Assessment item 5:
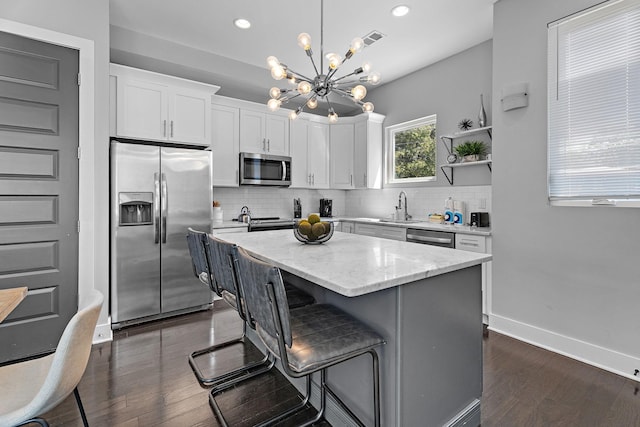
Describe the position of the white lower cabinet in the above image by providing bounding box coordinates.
[455,233,492,323]
[354,223,406,241]
[337,221,355,233]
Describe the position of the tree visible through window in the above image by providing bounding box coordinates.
[387,115,437,183]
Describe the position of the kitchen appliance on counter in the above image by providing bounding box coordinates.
[320,198,333,217]
[237,206,252,223]
[239,152,291,186]
[470,212,490,228]
[110,140,213,329]
[293,198,302,219]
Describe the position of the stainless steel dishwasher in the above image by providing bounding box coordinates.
[406,228,455,248]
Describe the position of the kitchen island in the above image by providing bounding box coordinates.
[216,229,491,427]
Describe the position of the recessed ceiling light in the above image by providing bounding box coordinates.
[234,18,251,29]
[391,5,410,17]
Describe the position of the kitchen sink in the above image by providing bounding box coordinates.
[378,218,423,224]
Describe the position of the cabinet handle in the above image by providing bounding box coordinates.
[312,173,315,185]
[170,120,174,138]
[267,139,270,152]
[350,174,353,185]
[163,120,167,137]
[459,239,479,247]
[262,138,266,151]
[308,174,311,185]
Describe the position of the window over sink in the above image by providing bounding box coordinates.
[385,114,437,185]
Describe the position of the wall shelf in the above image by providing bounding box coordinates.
[440,126,492,185]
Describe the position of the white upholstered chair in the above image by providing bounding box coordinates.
[0,289,104,427]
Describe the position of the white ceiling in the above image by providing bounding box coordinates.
[110,0,494,113]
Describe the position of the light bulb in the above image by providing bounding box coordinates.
[362,102,374,112]
[290,106,303,120]
[297,81,312,94]
[266,56,280,69]
[327,53,342,70]
[271,66,286,80]
[328,109,338,123]
[307,97,318,109]
[369,71,381,85]
[351,85,367,101]
[297,33,312,50]
[350,37,365,53]
[362,61,372,73]
[269,87,282,99]
[267,98,281,111]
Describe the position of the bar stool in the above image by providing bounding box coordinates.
[186,229,315,387]
[210,245,385,427]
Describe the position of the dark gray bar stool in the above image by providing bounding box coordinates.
[209,245,385,427]
[186,229,315,387]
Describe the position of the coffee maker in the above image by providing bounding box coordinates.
[319,199,332,217]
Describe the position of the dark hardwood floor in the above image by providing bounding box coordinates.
[40,304,640,426]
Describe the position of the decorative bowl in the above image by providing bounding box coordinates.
[293,220,334,244]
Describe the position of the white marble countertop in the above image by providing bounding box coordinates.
[216,229,492,297]
[211,220,248,230]
[335,217,492,236]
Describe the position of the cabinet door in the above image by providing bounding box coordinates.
[169,89,211,146]
[308,122,330,188]
[239,109,266,153]
[330,123,355,189]
[354,120,367,188]
[116,77,168,141]
[265,113,290,155]
[211,104,240,187]
[290,119,310,187]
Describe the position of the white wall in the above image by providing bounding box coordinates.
[367,40,493,187]
[0,0,111,341]
[492,0,640,379]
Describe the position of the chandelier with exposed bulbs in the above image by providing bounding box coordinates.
[265,0,381,122]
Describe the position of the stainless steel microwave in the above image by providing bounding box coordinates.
[239,152,291,186]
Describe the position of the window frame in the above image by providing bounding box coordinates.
[547,0,640,208]
[385,114,438,186]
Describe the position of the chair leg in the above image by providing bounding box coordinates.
[16,418,49,427]
[74,386,89,427]
[189,321,271,387]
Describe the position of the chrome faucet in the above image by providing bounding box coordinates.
[397,191,411,221]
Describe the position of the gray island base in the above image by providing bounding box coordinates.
[216,230,490,426]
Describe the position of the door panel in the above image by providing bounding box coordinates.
[160,147,212,313]
[0,31,79,363]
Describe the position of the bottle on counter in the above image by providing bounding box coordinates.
[453,200,465,225]
[444,197,454,223]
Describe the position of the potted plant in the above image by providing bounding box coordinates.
[454,140,486,162]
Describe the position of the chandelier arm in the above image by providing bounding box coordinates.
[332,72,358,83]
[332,87,354,99]
[285,67,315,83]
[308,52,321,77]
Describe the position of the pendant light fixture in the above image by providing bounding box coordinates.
[265,0,381,122]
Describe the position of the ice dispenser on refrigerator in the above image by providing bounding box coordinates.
[118,192,153,225]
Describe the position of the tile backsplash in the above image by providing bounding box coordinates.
[212,185,490,224]
[212,187,346,220]
[345,185,492,223]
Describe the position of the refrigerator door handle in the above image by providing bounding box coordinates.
[154,172,160,244]
[161,173,168,244]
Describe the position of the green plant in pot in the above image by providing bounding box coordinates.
[454,140,486,162]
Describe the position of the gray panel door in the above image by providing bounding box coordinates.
[160,147,212,313]
[0,31,79,363]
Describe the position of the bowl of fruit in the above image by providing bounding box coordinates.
[293,214,334,244]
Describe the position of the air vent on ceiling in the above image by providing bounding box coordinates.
[362,30,385,47]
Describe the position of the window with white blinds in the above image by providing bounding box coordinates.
[548,0,640,205]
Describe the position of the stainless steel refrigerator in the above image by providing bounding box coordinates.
[110,140,213,328]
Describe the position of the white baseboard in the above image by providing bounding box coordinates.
[93,321,113,344]
[489,314,640,383]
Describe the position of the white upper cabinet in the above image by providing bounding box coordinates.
[290,118,329,188]
[111,64,219,146]
[354,113,384,189]
[330,123,355,189]
[211,103,240,187]
[240,109,290,156]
